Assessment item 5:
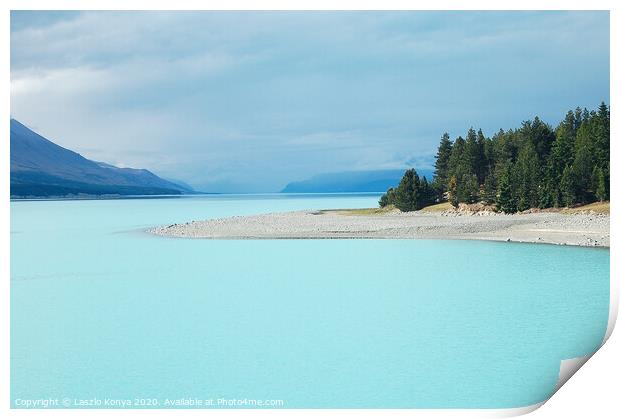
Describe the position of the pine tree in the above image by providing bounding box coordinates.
[394,169,422,212]
[545,114,577,207]
[592,102,610,200]
[537,181,553,209]
[572,145,593,202]
[483,137,496,180]
[461,173,479,204]
[447,136,466,181]
[521,117,555,164]
[560,165,577,207]
[464,127,483,182]
[448,175,458,206]
[419,176,435,206]
[476,129,488,182]
[593,166,606,202]
[514,141,540,210]
[433,133,453,194]
[482,169,497,204]
[379,187,395,207]
[496,163,516,213]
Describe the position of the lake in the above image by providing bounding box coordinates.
[10,194,610,408]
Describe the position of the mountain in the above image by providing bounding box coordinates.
[161,177,195,192]
[281,169,434,193]
[10,119,191,198]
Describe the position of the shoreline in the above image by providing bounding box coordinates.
[148,209,610,248]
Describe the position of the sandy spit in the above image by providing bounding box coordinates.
[148,209,609,247]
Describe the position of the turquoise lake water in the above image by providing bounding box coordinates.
[10,194,610,408]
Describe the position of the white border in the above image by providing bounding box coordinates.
[2,1,617,418]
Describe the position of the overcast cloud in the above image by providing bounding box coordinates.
[10,11,609,192]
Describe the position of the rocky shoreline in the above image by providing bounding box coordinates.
[148,207,609,247]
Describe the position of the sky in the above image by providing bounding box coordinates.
[10,11,610,192]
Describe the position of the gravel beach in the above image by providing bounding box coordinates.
[148,209,609,247]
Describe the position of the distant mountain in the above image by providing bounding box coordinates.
[281,169,434,193]
[10,119,191,198]
[162,177,195,192]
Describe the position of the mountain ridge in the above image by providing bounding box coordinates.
[281,169,434,193]
[10,119,192,198]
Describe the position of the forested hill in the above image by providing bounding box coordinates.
[380,103,610,213]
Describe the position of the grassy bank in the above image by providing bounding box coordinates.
[419,202,454,213]
[337,205,398,216]
[562,201,610,215]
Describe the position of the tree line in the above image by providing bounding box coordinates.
[380,102,610,213]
